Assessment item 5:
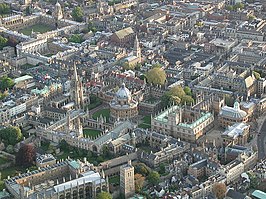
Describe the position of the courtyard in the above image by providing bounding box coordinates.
[92,109,110,122]
[138,115,151,129]
[83,128,102,139]
[19,24,54,36]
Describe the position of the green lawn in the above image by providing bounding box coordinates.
[83,129,102,139]
[92,109,110,122]
[19,24,54,36]
[109,176,120,185]
[138,115,151,129]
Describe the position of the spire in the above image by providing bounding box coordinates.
[73,62,78,82]
[134,35,139,49]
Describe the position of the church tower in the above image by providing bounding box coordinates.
[53,1,63,21]
[133,35,141,62]
[70,62,84,109]
[120,160,135,198]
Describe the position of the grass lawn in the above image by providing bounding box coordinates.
[92,109,110,122]
[19,24,54,36]
[83,129,102,139]
[109,176,120,185]
[138,115,151,129]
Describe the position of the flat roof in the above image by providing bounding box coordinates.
[252,190,266,199]
[14,75,33,84]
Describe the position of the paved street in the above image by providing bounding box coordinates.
[258,118,266,160]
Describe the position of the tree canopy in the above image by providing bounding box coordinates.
[0,126,23,146]
[68,34,84,43]
[0,3,10,15]
[96,191,112,199]
[253,71,261,80]
[212,183,227,199]
[0,76,14,92]
[0,35,8,50]
[16,144,36,167]
[134,163,151,176]
[135,173,145,192]
[71,7,84,22]
[147,171,160,186]
[146,67,166,85]
[161,85,194,107]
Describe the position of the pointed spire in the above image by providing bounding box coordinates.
[73,61,78,82]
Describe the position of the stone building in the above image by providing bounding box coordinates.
[5,159,108,199]
[110,27,135,46]
[222,123,250,146]
[70,62,85,109]
[218,101,248,128]
[120,160,135,198]
[109,83,138,122]
[151,105,214,143]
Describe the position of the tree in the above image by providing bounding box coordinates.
[96,191,112,199]
[135,173,145,192]
[184,86,192,96]
[234,2,244,10]
[181,95,194,105]
[72,7,84,22]
[16,144,36,167]
[159,163,166,175]
[0,126,23,146]
[147,171,160,186]
[134,163,150,176]
[212,183,227,199]
[225,5,233,11]
[0,3,10,15]
[248,15,255,21]
[0,35,8,50]
[253,71,261,80]
[146,67,166,85]
[68,34,84,43]
[169,95,181,105]
[0,76,14,92]
[25,6,31,16]
[161,85,194,107]
[123,62,135,70]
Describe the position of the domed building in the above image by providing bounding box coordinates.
[218,101,248,128]
[110,83,138,122]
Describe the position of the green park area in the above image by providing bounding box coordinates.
[92,109,110,122]
[109,175,120,185]
[138,115,151,129]
[19,24,54,36]
[83,128,102,139]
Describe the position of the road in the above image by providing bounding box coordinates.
[258,118,266,160]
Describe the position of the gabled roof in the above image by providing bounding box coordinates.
[113,27,134,40]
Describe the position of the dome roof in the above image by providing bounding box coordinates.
[220,103,247,119]
[116,83,131,99]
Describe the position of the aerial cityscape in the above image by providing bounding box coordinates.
[0,0,265,198]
